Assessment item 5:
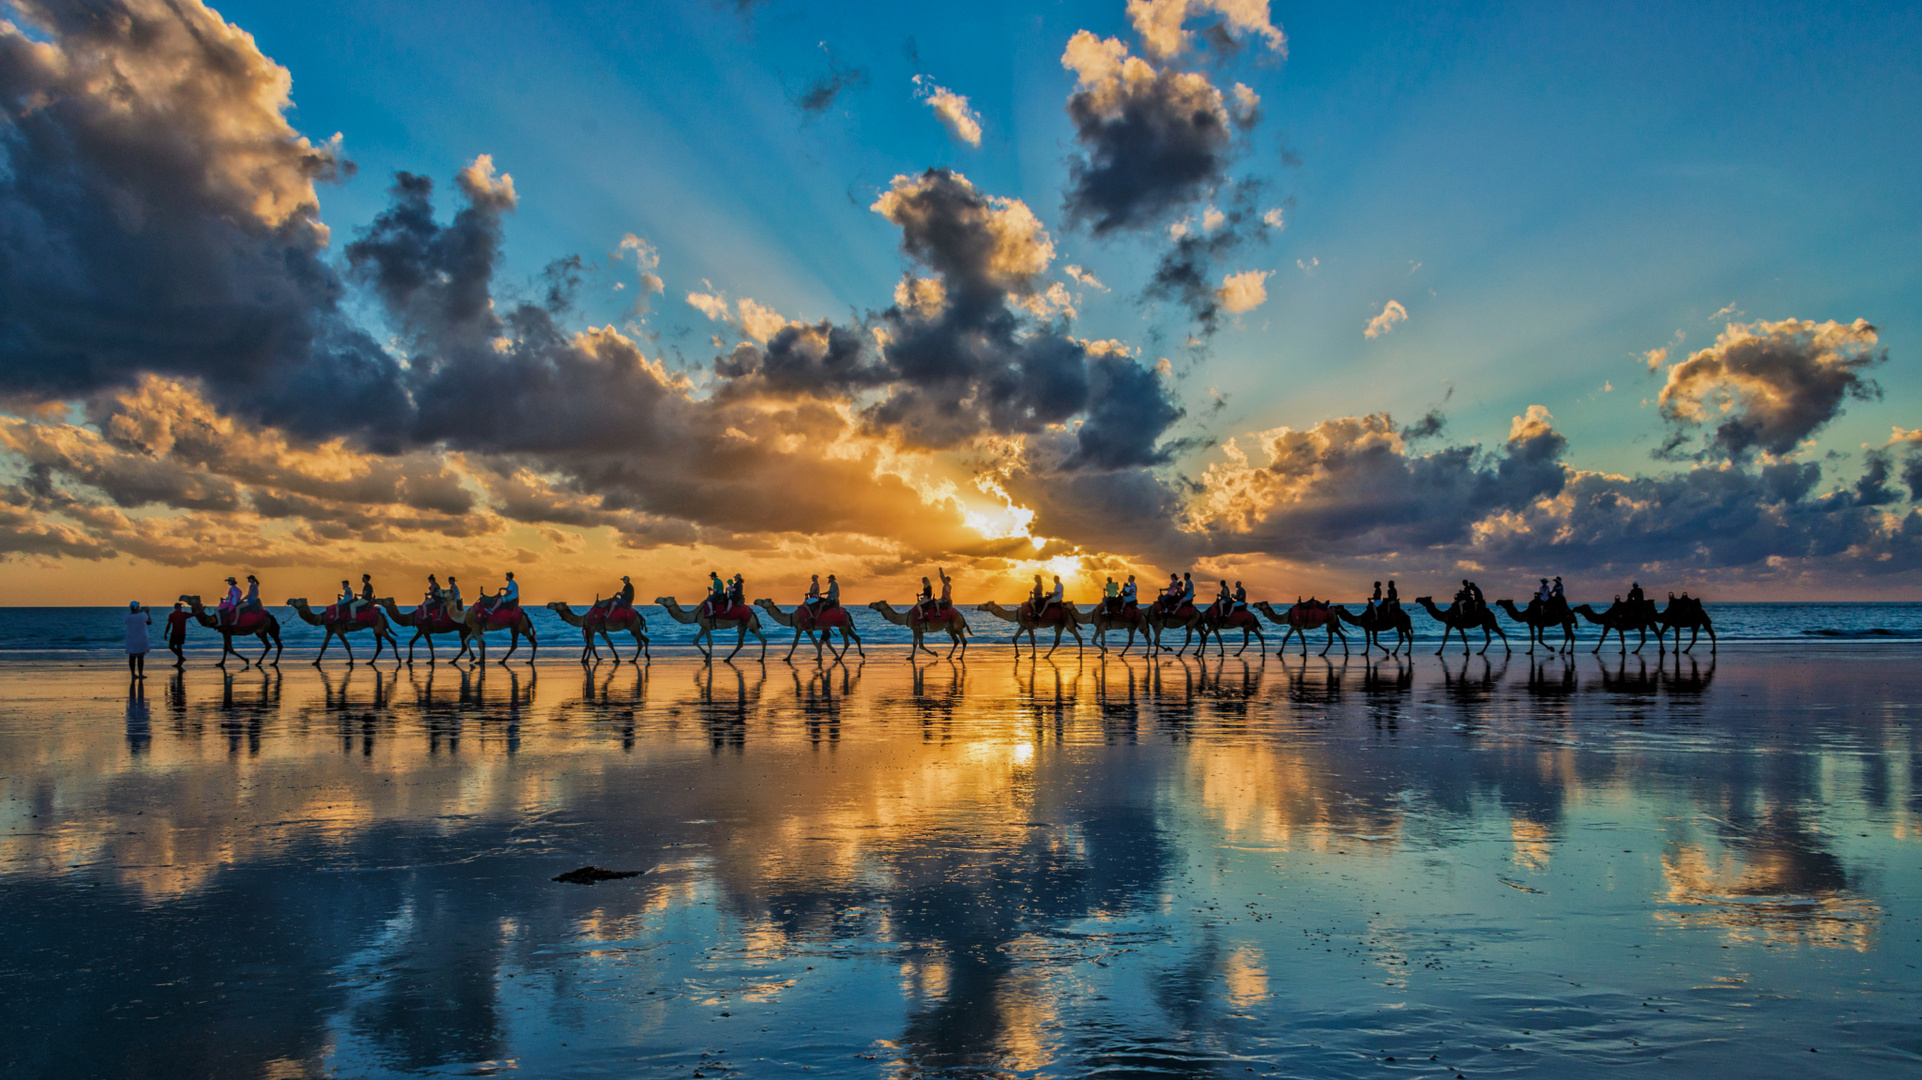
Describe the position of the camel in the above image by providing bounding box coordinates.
[1655,594,1717,653]
[867,600,969,658]
[1413,597,1511,655]
[655,596,767,662]
[1144,600,1206,655]
[178,595,282,667]
[377,597,473,663]
[975,600,1085,657]
[1329,603,1412,655]
[460,601,539,663]
[1495,598,1576,654]
[286,598,401,665]
[1085,600,1151,655]
[1252,600,1350,656]
[1196,602,1266,656]
[755,599,864,661]
[547,600,649,663]
[1572,599,1661,654]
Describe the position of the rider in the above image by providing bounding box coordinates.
[1179,573,1196,609]
[218,576,242,627]
[937,567,952,611]
[481,571,518,616]
[614,575,635,610]
[1367,581,1382,617]
[1120,574,1139,615]
[1627,581,1646,606]
[1103,576,1119,614]
[915,576,936,619]
[1213,579,1232,618]
[1468,579,1486,616]
[1232,580,1247,614]
[447,575,463,613]
[804,574,823,613]
[352,574,375,619]
[336,579,356,621]
[1029,574,1046,616]
[825,574,841,610]
[1536,578,1552,607]
[425,575,444,615]
[706,571,728,616]
[1551,576,1565,605]
[1044,575,1066,620]
[727,574,745,611]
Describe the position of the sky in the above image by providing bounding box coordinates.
[1,0,1919,606]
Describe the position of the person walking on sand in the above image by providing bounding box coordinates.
[125,601,152,679]
[166,601,191,667]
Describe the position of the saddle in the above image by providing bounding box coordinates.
[908,602,950,626]
[476,603,522,629]
[586,600,633,624]
[224,608,269,632]
[322,603,380,627]
[802,605,851,629]
[702,600,752,622]
[1291,603,1331,629]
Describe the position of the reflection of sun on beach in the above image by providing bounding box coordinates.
[1183,744,1404,852]
[1509,819,1555,872]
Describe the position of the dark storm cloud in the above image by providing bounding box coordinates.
[1059,31,1237,235]
[0,0,413,440]
[1656,318,1885,461]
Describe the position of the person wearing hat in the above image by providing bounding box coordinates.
[424,574,444,616]
[241,574,262,619]
[803,574,823,613]
[446,575,463,613]
[124,601,152,678]
[824,573,841,611]
[218,576,242,627]
[613,575,635,611]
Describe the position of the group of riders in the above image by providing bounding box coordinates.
[203,567,1689,634]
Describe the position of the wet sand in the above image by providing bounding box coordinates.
[1,648,1918,1078]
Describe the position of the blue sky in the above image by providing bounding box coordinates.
[222,0,1921,474]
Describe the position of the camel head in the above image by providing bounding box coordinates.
[654,596,676,606]
[287,598,309,608]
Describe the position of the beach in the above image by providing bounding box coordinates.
[0,647,1916,1078]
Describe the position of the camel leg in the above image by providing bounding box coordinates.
[1435,625,1450,656]
[850,629,865,659]
[785,628,803,661]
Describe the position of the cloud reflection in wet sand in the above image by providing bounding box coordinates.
[0,650,1917,1078]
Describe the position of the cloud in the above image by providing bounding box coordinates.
[1364,300,1408,338]
[0,0,410,440]
[1261,207,1285,230]
[1060,31,1238,235]
[617,234,665,313]
[1655,318,1885,460]
[1216,269,1269,314]
[792,48,867,113]
[912,76,983,147]
[1142,187,1267,334]
[1124,0,1287,61]
[1064,265,1108,291]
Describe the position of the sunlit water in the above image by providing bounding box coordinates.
[2,650,1918,1078]
[6,602,1922,661]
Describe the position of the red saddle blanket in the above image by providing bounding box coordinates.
[1208,607,1257,628]
[1154,601,1198,620]
[906,603,954,626]
[1017,602,1073,625]
[474,604,523,629]
[412,606,461,632]
[1099,601,1144,622]
[700,601,754,622]
[1290,603,1332,629]
[219,608,271,632]
[585,601,636,625]
[797,605,851,629]
[321,604,380,626]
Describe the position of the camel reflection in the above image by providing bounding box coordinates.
[1094,658,1141,742]
[695,662,765,750]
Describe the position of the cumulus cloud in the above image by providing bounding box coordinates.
[1364,300,1408,338]
[911,75,983,147]
[1125,0,1287,61]
[0,0,408,439]
[1216,269,1269,314]
[1060,31,1238,235]
[1655,318,1884,461]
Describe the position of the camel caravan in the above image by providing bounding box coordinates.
[161,565,1716,667]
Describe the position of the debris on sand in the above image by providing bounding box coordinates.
[552,865,641,885]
